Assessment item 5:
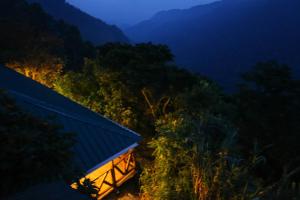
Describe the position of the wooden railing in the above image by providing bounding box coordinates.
[91,152,136,199]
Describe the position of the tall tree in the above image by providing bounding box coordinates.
[235,61,300,185]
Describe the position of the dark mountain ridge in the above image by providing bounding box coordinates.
[127,0,300,90]
[26,0,129,45]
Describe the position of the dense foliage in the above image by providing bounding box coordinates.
[141,114,263,200]
[54,45,299,200]
[139,62,300,200]
[0,1,299,199]
[235,61,300,198]
[54,43,199,134]
[0,91,75,197]
[139,79,263,200]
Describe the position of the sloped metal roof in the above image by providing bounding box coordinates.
[0,65,141,172]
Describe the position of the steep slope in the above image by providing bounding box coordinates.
[127,0,300,89]
[26,0,128,45]
[0,0,93,72]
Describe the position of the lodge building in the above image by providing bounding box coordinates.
[0,65,142,199]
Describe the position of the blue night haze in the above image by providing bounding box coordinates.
[36,0,300,90]
[126,0,300,90]
[66,0,217,26]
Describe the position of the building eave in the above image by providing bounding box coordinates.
[85,142,139,175]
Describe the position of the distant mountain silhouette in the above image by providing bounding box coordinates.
[26,0,128,45]
[127,0,300,90]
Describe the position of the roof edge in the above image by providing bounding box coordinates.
[99,114,141,138]
[85,143,139,175]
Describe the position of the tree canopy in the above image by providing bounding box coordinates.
[0,1,299,198]
[235,61,300,187]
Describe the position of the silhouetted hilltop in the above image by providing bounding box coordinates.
[27,0,129,45]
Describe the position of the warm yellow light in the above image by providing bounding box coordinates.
[71,150,136,199]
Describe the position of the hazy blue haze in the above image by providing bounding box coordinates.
[66,0,217,26]
[126,0,300,90]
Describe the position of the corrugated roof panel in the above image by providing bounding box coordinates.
[84,126,108,163]
[0,65,142,172]
[58,116,89,170]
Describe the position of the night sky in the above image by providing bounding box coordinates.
[66,0,218,26]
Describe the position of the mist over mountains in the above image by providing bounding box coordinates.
[126,0,300,89]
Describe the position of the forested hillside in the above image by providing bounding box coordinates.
[26,0,128,45]
[0,0,299,199]
[127,0,300,90]
[0,0,96,87]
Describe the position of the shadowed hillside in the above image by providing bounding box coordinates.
[27,0,129,45]
[127,0,300,90]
